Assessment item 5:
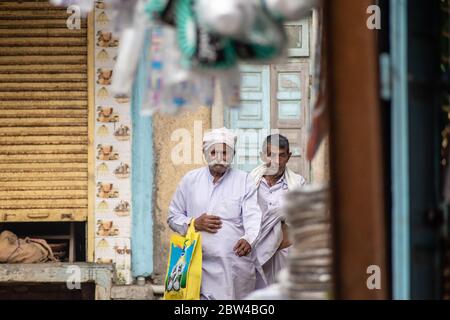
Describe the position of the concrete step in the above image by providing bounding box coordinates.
[111,284,155,300]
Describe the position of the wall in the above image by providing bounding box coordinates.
[93,1,132,285]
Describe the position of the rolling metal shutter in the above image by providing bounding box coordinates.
[0,1,89,222]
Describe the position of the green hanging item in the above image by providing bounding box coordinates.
[233,0,287,62]
[175,0,196,60]
[145,0,177,25]
[175,0,237,69]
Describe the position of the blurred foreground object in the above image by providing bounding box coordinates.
[307,5,328,161]
[265,0,319,21]
[110,0,148,95]
[246,184,332,300]
[50,0,320,115]
[281,185,332,299]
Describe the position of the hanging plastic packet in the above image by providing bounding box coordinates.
[192,72,216,108]
[178,73,216,111]
[140,25,165,116]
[175,0,237,70]
[161,77,197,115]
[194,0,254,39]
[159,26,204,115]
[107,0,140,34]
[218,68,241,109]
[110,0,149,96]
[140,24,200,116]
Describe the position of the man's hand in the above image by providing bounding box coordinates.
[233,239,251,257]
[278,222,292,250]
[194,213,222,233]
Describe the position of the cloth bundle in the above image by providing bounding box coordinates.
[0,231,57,264]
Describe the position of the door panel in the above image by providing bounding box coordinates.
[285,17,310,57]
[229,65,271,172]
[271,63,310,179]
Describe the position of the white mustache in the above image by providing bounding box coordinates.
[209,160,229,166]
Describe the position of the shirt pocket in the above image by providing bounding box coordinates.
[218,198,242,221]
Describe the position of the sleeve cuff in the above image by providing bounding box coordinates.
[240,234,256,247]
[180,216,195,235]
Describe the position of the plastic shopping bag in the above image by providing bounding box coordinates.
[163,221,202,300]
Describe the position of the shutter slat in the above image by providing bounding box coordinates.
[0,118,87,127]
[0,64,87,73]
[0,144,88,154]
[0,199,87,209]
[0,136,88,145]
[0,10,73,19]
[0,180,87,190]
[0,163,87,170]
[0,28,86,37]
[0,37,87,46]
[0,109,87,118]
[0,91,87,100]
[0,127,87,136]
[0,82,87,91]
[0,55,87,65]
[0,190,87,200]
[0,73,86,82]
[0,100,87,109]
[0,172,88,181]
[0,46,87,56]
[0,19,87,29]
[0,2,62,10]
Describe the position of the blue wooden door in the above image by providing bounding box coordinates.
[227,65,271,172]
[271,63,310,178]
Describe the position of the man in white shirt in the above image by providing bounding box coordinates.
[251,134,306,288]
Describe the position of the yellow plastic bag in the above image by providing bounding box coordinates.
[163,221,202,300]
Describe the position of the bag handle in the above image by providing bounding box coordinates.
[187,218,196,237]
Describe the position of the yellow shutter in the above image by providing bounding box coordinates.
[0,1,89,222]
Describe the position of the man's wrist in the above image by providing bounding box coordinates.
[240,235,253,247]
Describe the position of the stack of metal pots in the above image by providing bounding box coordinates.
[279,184,333,300]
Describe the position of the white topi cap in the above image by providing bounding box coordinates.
[202,127,237,152]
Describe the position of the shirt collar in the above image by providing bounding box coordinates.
[206,166,231,185]
[262,171,288,188]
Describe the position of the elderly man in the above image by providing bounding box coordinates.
[167,127,262,300]
[251,134,306,288]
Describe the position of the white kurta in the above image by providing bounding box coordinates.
[254,172,306,288]
[167,167,262,300]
